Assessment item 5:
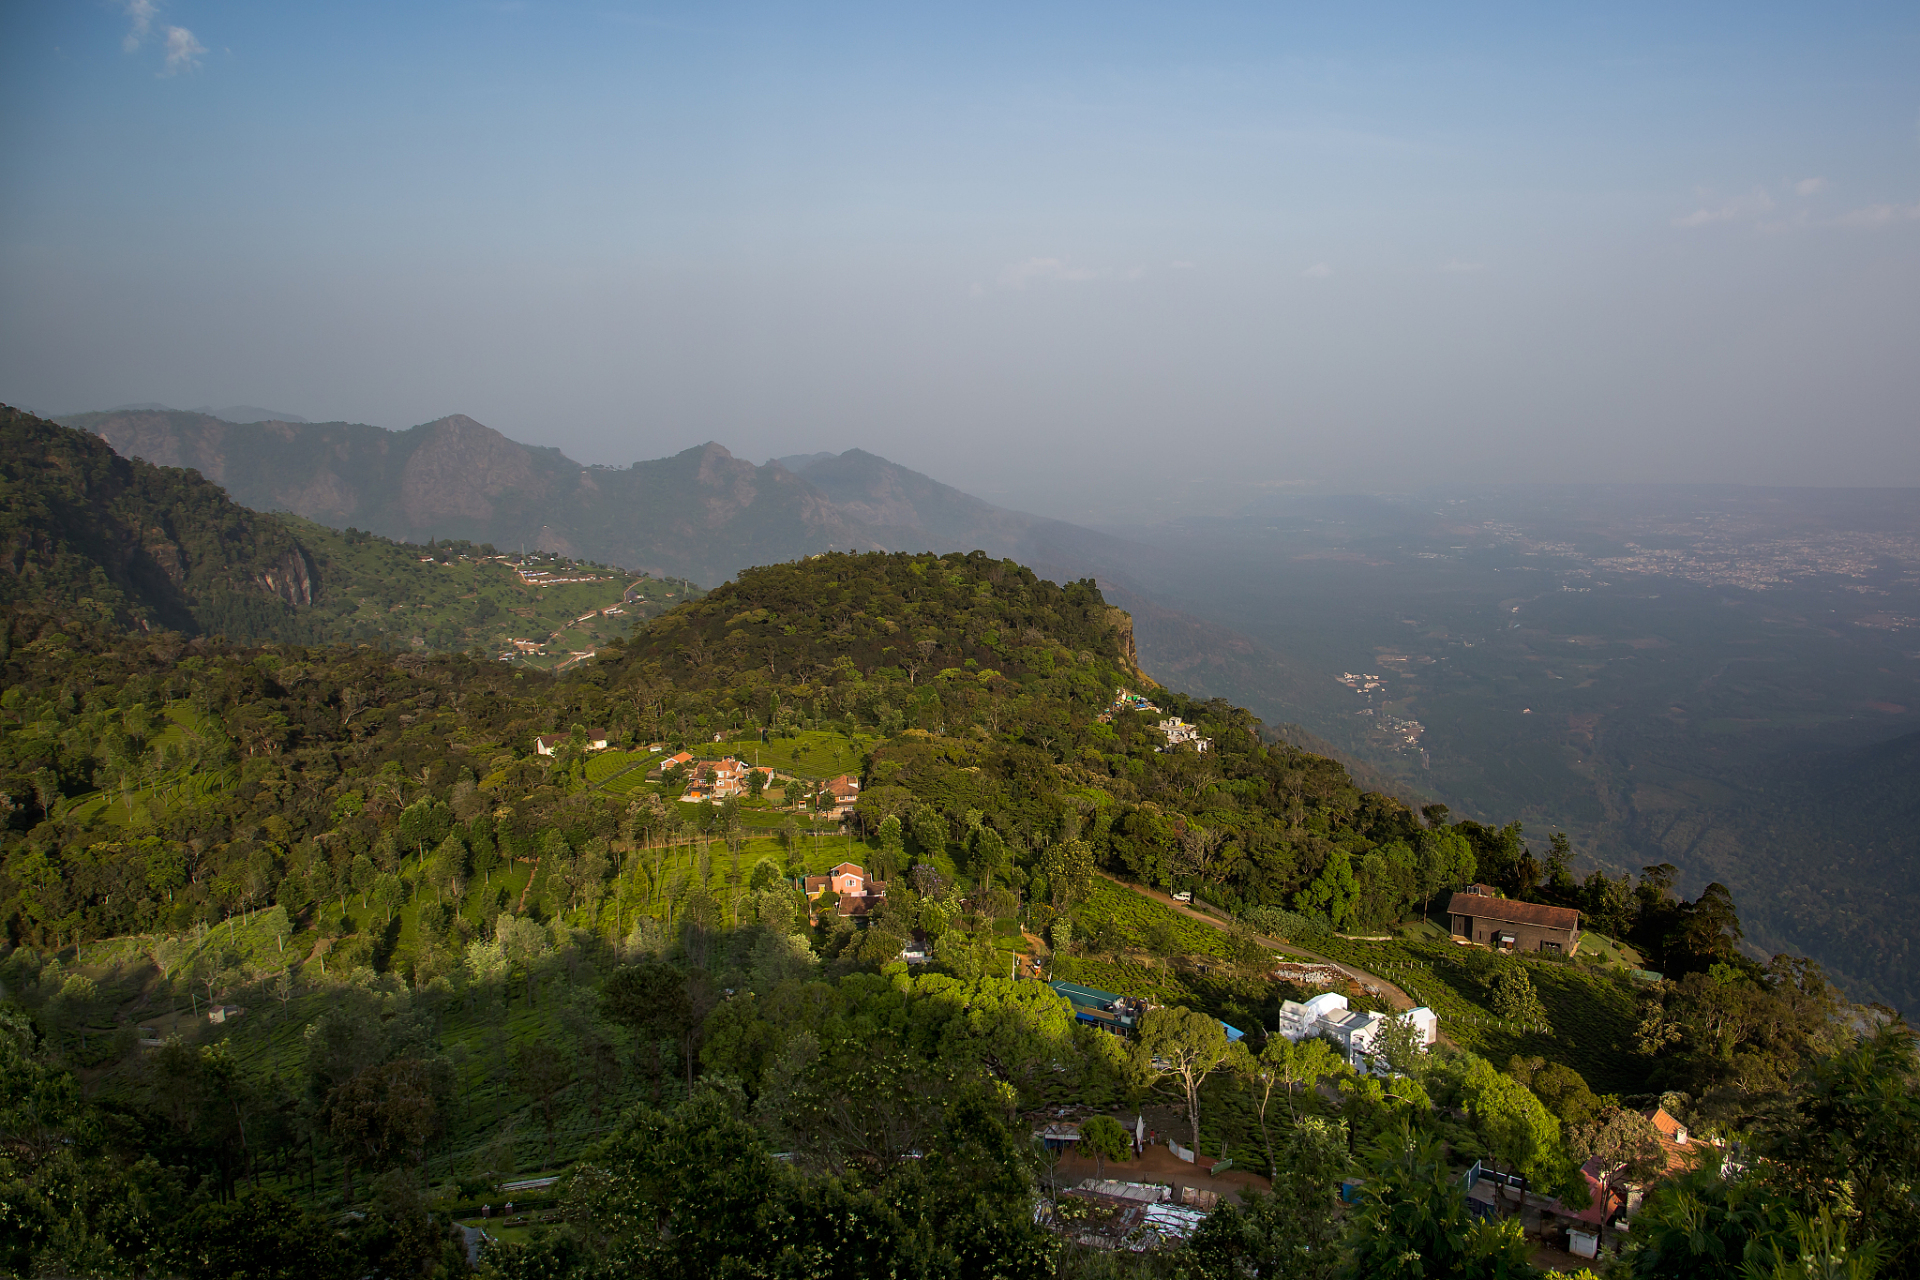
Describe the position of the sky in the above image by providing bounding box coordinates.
[2,0,1917,518]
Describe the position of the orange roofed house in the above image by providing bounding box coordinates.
[1640,1105,1701,1177]
[804,862,887,919]
[822,774,861,816]
[680,757,774,802]
[1447,884,1581,955]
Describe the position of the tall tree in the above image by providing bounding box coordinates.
[327,1059,441,1204]
[1456,1054,1572,1198]
[1078,1115,1130,1180]
[1613,1150,1792,1280]
[1414,827,1476,916]
[1237,1035,1347,1176]
[1179,1117,1350,1280]
[602,963,694,1101]
[1340,1125,1536,1280]
[1139,1006,1231,1156]
[1762,1023,1920,1273]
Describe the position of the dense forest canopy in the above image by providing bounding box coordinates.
[0,416,1913,1280]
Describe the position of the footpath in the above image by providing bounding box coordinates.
[1092,871,1419,1013]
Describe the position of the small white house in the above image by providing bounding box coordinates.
[1275,992,1437,1070]
[534,729,610,756]
[1157,718,1210,752]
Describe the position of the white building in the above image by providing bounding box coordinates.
[1157,717,1210,752]
[1275,991,1437,1070]
[534,729,610,756]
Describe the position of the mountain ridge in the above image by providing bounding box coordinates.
[65,409,922,585]
[64,404,1421,798]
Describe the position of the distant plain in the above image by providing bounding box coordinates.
[1102,486,1920,1009]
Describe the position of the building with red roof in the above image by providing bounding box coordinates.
[803,861,887,918]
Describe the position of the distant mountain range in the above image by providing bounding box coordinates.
[61,403,1370,785]
[66,408,1037,587]
[63,406,1161,597]
[92,402,312,424]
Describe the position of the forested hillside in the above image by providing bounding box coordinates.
[1647,727,1920,1011]
[0,407,693,663]
[0,404,319,642]
[3,545,1904,1278]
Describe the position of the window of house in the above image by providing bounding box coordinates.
[1541,941,1562,953]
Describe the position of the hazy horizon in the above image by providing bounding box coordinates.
[5,0,1918,515]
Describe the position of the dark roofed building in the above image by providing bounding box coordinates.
[534,728,609,756]
[1447,885,1581,955]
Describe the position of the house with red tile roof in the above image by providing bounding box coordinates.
[821,774,861,815]
[1640,1106,1703,1176]
[681,757,770,801]
[803,861,887,918]
[1552,1159,1629,1258]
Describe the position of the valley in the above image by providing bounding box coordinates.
[1101,489,1920,1010]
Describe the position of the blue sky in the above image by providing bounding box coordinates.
[2,1,1916,513]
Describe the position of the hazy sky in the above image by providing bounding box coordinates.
[3,1,1917,516]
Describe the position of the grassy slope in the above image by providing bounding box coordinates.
[59,705,234,830]
[289,519,696,660]
[1067,877,1653,1095]
[690,730,875,779]
[71,813,1045,1195]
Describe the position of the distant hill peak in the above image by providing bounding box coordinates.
[418,413,493,434]
[198,404,311,424]
[770,451,839,474]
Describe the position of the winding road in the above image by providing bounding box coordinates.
[1093,870,1420,1014]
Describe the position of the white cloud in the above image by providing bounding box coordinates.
[1302,262,1333,279]
[1438,259,1486,273]
[1673,189,1773,229]
[1835,201,1920,229]
[122,0,157,52]
[1795,177,1827,196]
[161,25,206,75]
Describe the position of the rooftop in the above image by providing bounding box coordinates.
[1445,890,1580,932]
